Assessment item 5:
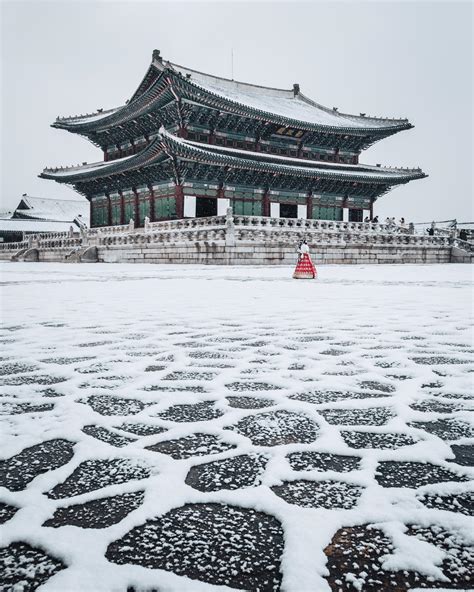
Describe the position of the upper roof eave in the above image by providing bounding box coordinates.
[51,52,413,138]
[165,60,413,134]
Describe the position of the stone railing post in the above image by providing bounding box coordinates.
[225,207,236,247]
[129,218,135,232]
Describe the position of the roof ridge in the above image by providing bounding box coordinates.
[19,196,87,203]
[168,61,293,95]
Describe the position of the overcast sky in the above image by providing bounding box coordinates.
[1,0,472,222]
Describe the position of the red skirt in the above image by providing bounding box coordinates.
[293,253,317,279]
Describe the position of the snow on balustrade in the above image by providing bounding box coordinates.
[0,215,456,257]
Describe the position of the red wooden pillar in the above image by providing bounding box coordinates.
[133,188,140,226]
[89,200,94,228]
[306,192,313,219]
[119,190,125,225]
[106,193,112,226]
[175,184,184,219]
[370,200,374,220]
[148,184,156,222]
[262,190,270,217]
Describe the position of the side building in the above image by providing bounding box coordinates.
[40,50,426,228]
[0,195,89,243]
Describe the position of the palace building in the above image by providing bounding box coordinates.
[41,50,426,228]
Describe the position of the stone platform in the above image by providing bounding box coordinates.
[0,212,472,264]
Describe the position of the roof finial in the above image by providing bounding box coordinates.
[152,49,162,62]
[293,83,300,96]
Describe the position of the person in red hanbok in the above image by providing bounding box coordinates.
[293,240,317,279]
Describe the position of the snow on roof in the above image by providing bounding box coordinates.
[169,61,407,131]
[55,106,121,126]
[42,128,424,184]
[181,135,422,178]
[14,196,89,223]
[0,219,77,233]
[161,129,424,181]
[42,155,134,179]
[56,55,410,133]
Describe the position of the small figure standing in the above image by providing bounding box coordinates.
[373,215,379,223]
[364,216,370,223]
[399,217,406,227]
[293,240,317,279]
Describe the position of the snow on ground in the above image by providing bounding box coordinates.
[0,262,472,592]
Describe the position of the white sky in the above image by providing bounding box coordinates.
[1,0,472,222]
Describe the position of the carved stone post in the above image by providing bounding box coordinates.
[225,207,236,247]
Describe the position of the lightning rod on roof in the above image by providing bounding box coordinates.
[231,48,234,81]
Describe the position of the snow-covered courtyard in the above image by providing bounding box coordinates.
[0,262,473,592]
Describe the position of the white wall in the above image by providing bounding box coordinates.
[270,202,280,218]
[183,195,196,217]
[297,204,307,219]
[217,198,230,215]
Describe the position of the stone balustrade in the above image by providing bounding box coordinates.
[146,215,227,232]
[0,213,464,264]
[453,238,474,253]
[87,224,133,236]
[36,236,83,250]
[0,240,28,251]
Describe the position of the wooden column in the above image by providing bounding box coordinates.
[175,184,184,219]
[306,192,313,219]
[106,193,112,226]
[262,189,270,217]
[119,190,125,226]
[132,188,139,226]
[148,184,156,222]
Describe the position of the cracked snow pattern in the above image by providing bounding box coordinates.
[0,263,472,591]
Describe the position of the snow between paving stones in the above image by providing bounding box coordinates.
[0,263,472,592]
